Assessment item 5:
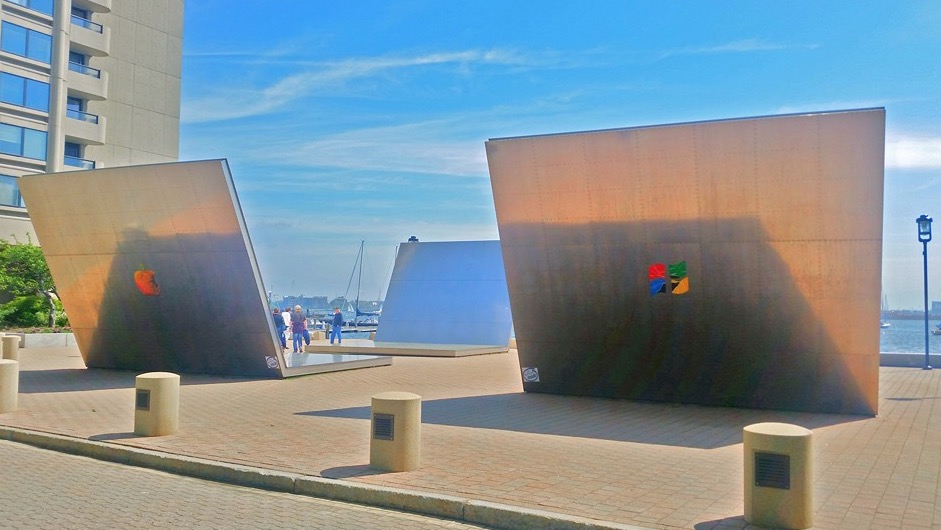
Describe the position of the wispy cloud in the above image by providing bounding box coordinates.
[182,49,529,123]
[885,134,941,169]
[656,39,818,60]
[246,119,489,177]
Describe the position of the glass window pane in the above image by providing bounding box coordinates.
[69,51,86,65]
[0,73,26,107]
[0,124,22,157]
[22,128,46,160]
[0,175,23,208]
[37,0,54,15]
[26,31,51,63]
[1,22,28,57]
[64,142,81,157]
[25,79,49,111]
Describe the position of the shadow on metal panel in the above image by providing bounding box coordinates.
[486,109,885,415]
[19,160,386,378]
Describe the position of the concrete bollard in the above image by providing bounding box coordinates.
[0,359,18,413]
[370,391,421,472]
[134,372,180,436]
[744,422,813,529]
[1,335,21,360]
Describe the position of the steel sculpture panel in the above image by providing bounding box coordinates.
[20,160,286,377]
[486,109,885,415]
[375,240,513,346]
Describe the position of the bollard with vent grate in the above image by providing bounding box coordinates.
[743,422,813,529]
[369,392,421,472]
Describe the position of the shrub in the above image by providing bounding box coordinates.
[0,295,67,328]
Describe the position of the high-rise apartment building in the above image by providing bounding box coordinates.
[0,0,183,240]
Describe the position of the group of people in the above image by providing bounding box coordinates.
[270,306,346,353]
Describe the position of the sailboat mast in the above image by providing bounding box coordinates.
[355,240,364,326]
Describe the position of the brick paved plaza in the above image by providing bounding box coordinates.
[1,346,939,529]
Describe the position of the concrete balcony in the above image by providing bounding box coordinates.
[71,0,111,13]
[66,63,108,101]
[70,15,111,57]
[63,111,106,146]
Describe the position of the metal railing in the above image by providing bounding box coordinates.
[4,0,53,16]
[71,14,103,34]
[66,108,99,124]
[68,61,101,79]
[64,155,95,169]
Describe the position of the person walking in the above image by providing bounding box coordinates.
[330,307,343,344]
[302,310,311,346]
[272,308,286,350]
[290,305,306,353]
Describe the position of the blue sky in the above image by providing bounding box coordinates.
[179,1,941,308]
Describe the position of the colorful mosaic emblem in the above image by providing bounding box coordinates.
[649,261,688,295]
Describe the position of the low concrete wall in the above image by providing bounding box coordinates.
[880,352,941,367]
[20,333,75,348]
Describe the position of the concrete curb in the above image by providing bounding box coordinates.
[0,425,650,530]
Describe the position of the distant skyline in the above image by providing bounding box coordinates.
[179,1,941,308]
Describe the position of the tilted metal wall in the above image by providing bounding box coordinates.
[20,160,285,377]
[375,240,512,346]
[485,109,884,415]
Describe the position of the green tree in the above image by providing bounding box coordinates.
[0,237,58,327]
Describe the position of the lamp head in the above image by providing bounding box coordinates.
[917,214,933,243]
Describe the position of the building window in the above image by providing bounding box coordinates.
[68,51,86,66]
[0,175,25,208]
[0,72,50,112]
[64,141,81,158]
[0,123,47,160]
[64,141,94,169]
[5,0,53,16]
[1,22,52,63]
[66,96,97,123]
[70,7,103,33]
[67,50,101,78]
[67,96,83,113]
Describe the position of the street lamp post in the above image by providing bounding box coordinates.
[917,214,933,370]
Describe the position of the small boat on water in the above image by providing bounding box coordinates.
[880,293,891,328]
[932,323,941,336]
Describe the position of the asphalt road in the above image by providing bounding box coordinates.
[0,440,490,529]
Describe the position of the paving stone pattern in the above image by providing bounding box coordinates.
[2,347,939,529]
[0,439,489,529]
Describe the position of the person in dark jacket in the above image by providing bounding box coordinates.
[272,308,286,350]
[290,305,306,353]
[330,307,343,344]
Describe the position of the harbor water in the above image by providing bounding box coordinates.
[317,320,932,352]
[881,319,941,353]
